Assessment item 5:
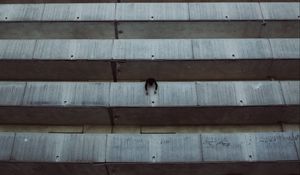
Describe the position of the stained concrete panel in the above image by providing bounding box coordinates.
[0,4,44,21]
[42,3,115,21]
[269,39,300,59]
[202,133,252,161]
[106,134,202,163]
[189,3,263,20]
[235,81,284,106]
[0,82,26,106]
[196,82,237,106]
[0,40,35,59]
[22,82,110,106]
[0,132,14,161]
[254,132,299,160]
[33,40,113,60]
[116,3,189,20]
[192,39,272,59]
[280,81,300,105]
[112,39,193,60]
[110,82,151,107]
[260,3,300,20]
[11,133,106,162]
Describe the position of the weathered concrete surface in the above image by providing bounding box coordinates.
[0,132,14,161]
[0,39,299,81]
[11,133,106,162]
[0,3,298,38]
[0,0,298,2]
[0,81,299,125]
[0,132,299,174]
[0,132,298,162]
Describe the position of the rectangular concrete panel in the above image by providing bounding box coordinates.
[253,132,299,160]
[260,3,300,20]
[280,81,300,105]
[106,134,202,162]
[11,133,107,162]
[22,82,110,106]
[110,82,197,107]
[42,3,115,21]
[113,39,193,60]
[189,3,263,20]
[116,3,189,20]
[0,4,44,21]
[292,132,300,159]
[192,39,272,59]
[110,82,152,107]
[33,40,113,60]
[154,134,202,162]
[0,132,14,161]
[0,40,35,59]
[201,133,252,161]
[234,81,284,106]
[196,82,238,106]
[0,82,26,105]
[106,134,152,162]
[269,39,300,59]
[155,82,197,106]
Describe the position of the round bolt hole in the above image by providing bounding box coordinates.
[118,30,123,34]
[76,17,80,19]
[56,155,59,158]
[152,101,155,104]
[151,16,154,19]
[63,100,67,104]
[152,156,156,159]
[232,54,235,57]
[298,16,300,18]
[225,16,228,19]
[151,55,155,58]
[70,55,74,58]
[240,100,243,103]
[4,17,8,20]
[249,155,252,158]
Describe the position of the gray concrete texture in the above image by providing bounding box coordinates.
[0,39,299,81]
[0,81,299,125]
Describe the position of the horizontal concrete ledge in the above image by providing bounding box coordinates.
[0,39,299,81]
[0,0,299,3]
[0,3,299,21]
[0,162,300,175]
[0,132,299,162]
[0,81,299,125]
[0,3,298,39]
